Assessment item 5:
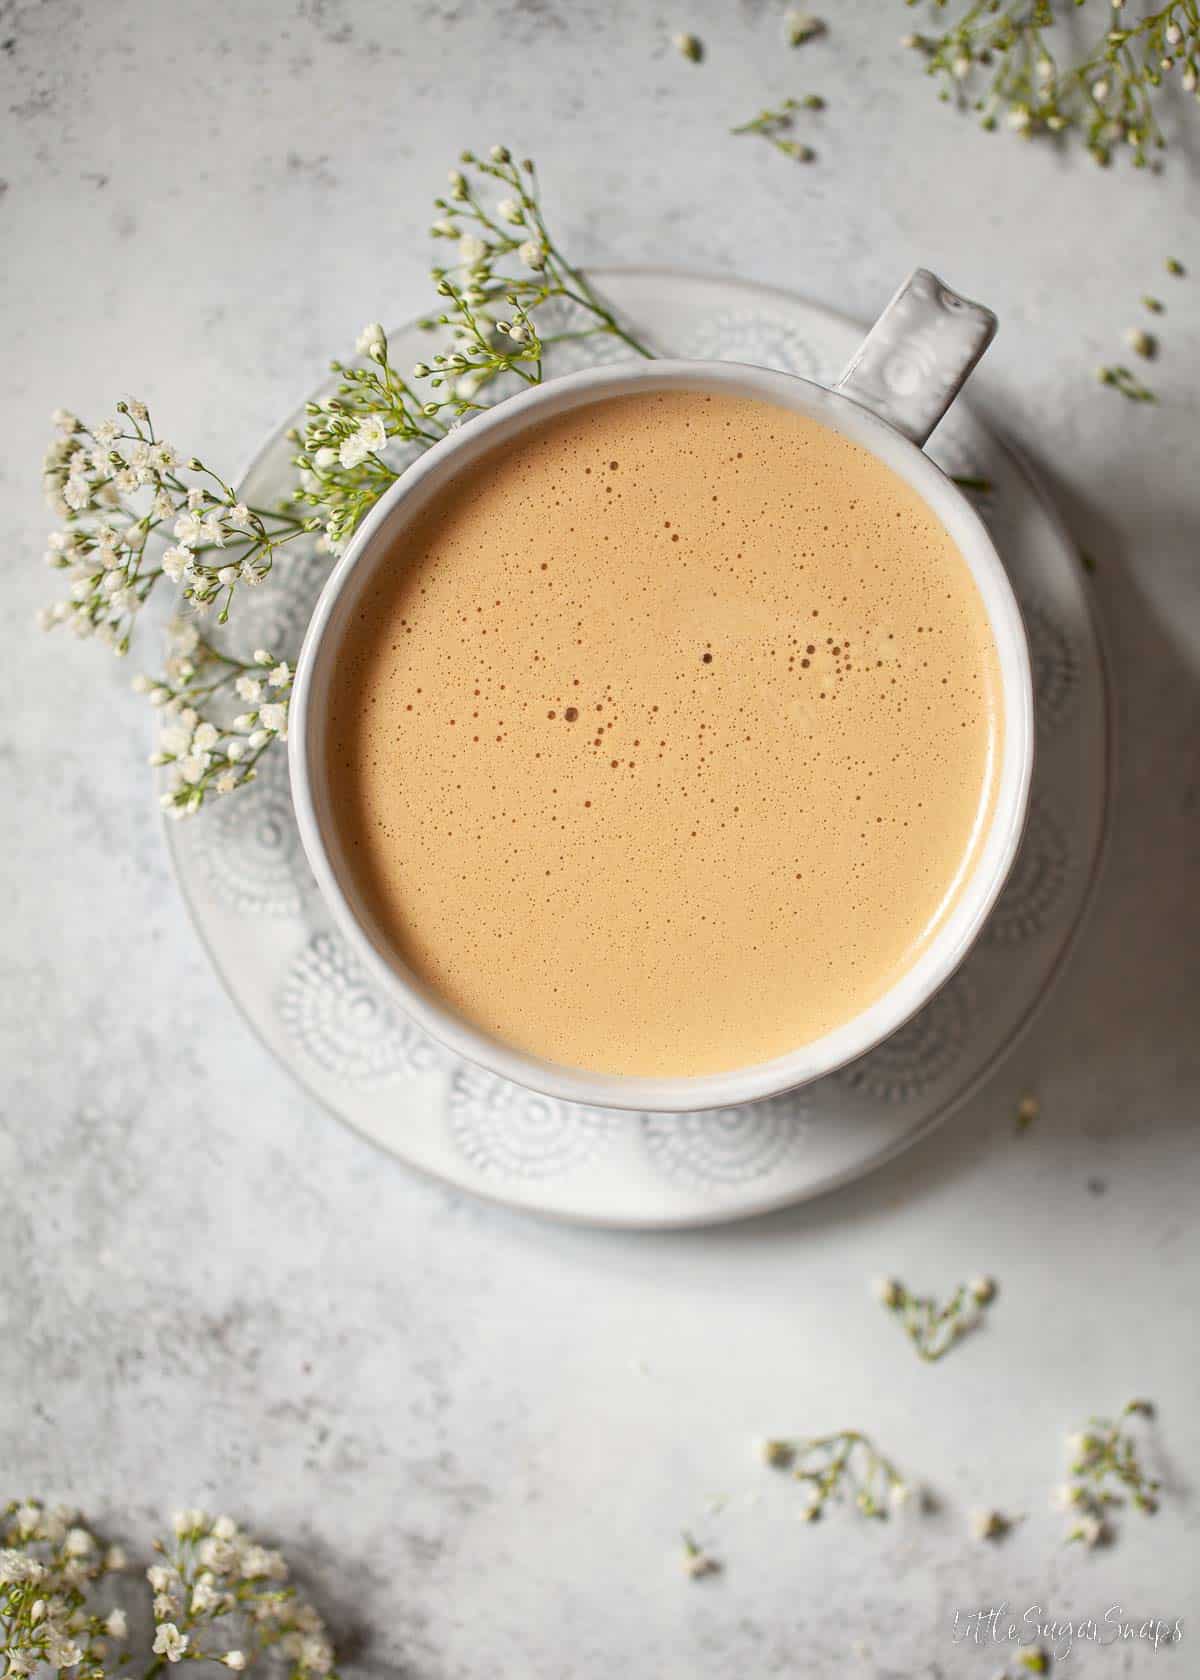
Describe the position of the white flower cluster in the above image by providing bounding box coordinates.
[37,404,299,654]
[1,1500,340,1680]
[139,641,293,819]
[0,1500,127,1678]
[146,1509,336,1678]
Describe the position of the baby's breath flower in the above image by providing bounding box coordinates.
[355,322,386,358]
[785,12,825,47]
[672,31,703,63]
[1124,325,1157,358]
[223,1653,246,1671]
[518,239,547,270]
[872,1276,904,1308]
[152,1623,189,1662]
[680,1532,719,1578]
[969,1508,1011,1541]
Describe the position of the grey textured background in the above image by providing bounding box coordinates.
[3,1,1199,1675]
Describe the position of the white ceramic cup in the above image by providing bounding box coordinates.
[290,270,1034,1114]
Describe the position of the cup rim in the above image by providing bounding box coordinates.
[289,358,1034,1113]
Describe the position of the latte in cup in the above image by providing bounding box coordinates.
[323,390,1002,1077]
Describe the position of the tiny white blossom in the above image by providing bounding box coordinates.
[458,234,487,266]
[226,739,246,762]
[872,1276,904,1308]
[152,1624,189,1663]
[222,1655,246,1672]
[968,1275,996,1305]
[178,753,210,785]
[248,729,270,750]
[52,408,80,433]
[518,239,546,270]
[356,321,386,358]
[63,476,91,511]
[338,414,387,469]
[93,420,120,445]
[217,565,240,586]
[146,1563,173,1592]
[199,517,227,548]
[259,701,288,735]
[125,399,149,422]
[969,1508,1007,1540]
[0,1552,45,1585]
[1067,1514,1105,1547]
[106,1609,128,1639]
[236,676,263,703]
[889,1481,912,1510]
[268,663,291,688]
[174,511,204,546]
[431,217,457,237]
[193,721,219,753]
[191,1580,219,1613]
[496,196,524,225]
[215,770,238,795]
[162,546,193,583]
[44,1634,83,1670]
[186,486,207,510]
[64,1527,93,1557]
[227,503,253,531]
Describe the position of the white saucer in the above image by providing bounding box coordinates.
[165,268,1111,1228]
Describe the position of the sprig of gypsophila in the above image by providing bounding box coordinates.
[872,1273,997,1361]
[1,1501,341,1680]
[286,146,653,559]
[731,96,825,160]
[1,1500,127,1680]
[142,1509,337,1680]
[39,404,315,651]
[140,636,295,820]
[1051,1399,1160,1547]
[902,0,1200,168]
[36,403,317,816]
[758,1431,911,1521]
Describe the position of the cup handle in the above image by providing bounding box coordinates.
[834,269,997,449]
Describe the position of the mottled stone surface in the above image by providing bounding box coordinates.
[2,2,1198,1675]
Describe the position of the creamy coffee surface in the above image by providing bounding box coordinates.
[325,391,1002,1077]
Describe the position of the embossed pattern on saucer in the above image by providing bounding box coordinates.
[165,270,1110,1228]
